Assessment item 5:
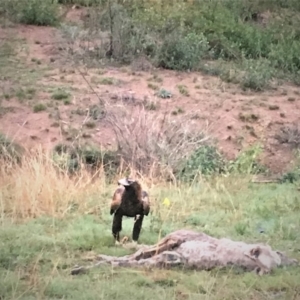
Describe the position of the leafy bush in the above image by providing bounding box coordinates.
[279,149,300,183]
[240,59,274,91]
[176,145,226,182]
[227,144,267,175]
[280,171,300,183]
[269,38,300,73]
[59,0,300,89]
[0,0,59,26]
[126,0,300,83]
[157,32,209,71]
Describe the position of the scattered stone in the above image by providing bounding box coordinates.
[268,105,279,110]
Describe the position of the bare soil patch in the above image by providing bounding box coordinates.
[1,11,300,173]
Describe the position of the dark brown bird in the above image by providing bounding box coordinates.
[110,178,150,245]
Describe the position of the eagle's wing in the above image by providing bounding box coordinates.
[141,190,150,216]
[110,185,125,215]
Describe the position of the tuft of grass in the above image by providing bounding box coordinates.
[51,89,70,101]
[268,104,280,110]
[85,121,96,129]
[98,77,117,85]
[148,74,163,83]
[147,83,159,90]
[33,103,47,113]
[238,112,259,123]
[63,98,71,105]
[143,99,159,111]
[177,84,190,97]
[171,107,185,115]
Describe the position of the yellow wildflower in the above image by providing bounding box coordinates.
[163,197,171,207]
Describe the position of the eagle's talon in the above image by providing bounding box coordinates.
[121,236,129,244]
[122,240,139,250]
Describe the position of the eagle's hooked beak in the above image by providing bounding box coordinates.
[117,177,135,186]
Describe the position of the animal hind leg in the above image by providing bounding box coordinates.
[132,215,144,242]
[112,213,123,244]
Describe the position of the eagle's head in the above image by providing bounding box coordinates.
[117,177,135,187]
[117,178,143,199]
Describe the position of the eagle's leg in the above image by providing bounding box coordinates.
[112,212,123,245]
[132,214,144,242]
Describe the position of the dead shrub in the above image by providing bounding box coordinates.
[274,123,300,149]
[105,103,211,179]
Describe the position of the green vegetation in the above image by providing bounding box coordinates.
[75,0,300,90]
[51,88,70,101]
[0,0,59,26]
[177,85,190,97]
[0,159,300,299]
[33,103,47,112]
[2,0,300,90]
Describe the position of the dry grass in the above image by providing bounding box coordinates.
[0,148,107,220]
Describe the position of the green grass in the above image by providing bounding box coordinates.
[33,103,47,112]
[0,38,44,106]
[177,85,190,97]
[51,89,70,101]
[1,179,300,299]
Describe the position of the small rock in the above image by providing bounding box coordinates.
[268,104,280,110]
[280,112,286,118]
[110,94,119,100]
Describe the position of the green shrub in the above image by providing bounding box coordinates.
[227,144,267,175]
[33,103,47,113]
[269,38,300,73]
[19,0,59,26]
[51,89,70,101]
[135,0,300,79]
[157,31,209,71]
[240,59,274,91]
[176,145,226,182]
